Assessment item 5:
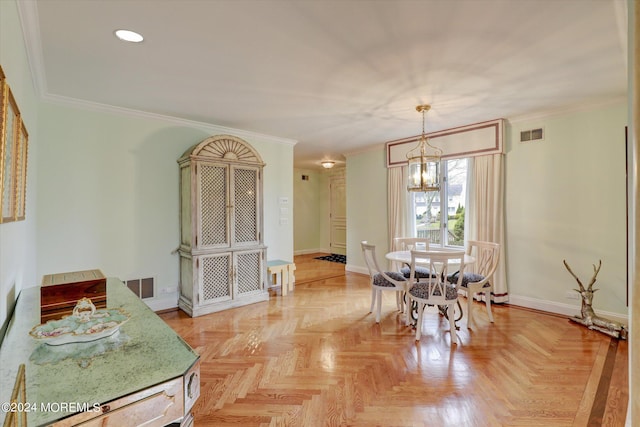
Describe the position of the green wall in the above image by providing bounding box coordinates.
[505,102,627,316]
[0,0,39,333]
[294,168,321,253]
[35,103,294,309]
[293,167,332,254]
[345,146,388,271]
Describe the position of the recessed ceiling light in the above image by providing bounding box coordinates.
[114,29,144,43]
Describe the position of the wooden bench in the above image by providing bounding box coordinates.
[267,260,296,296]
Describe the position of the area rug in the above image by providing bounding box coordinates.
[314,254,347,264]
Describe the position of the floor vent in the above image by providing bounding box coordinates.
[520,127,544,143]
[126,277,155,299]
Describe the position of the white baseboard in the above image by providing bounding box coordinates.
[294,248,330,255]
[144,292,179,312]
[508,294,628,325]
[346,264,368,275]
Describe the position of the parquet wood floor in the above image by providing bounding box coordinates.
[160,253,628,426]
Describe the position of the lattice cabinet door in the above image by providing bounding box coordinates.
[233,249,264,297]
[177,134,268,317]
[198,252,232,305]
[231,166,261,247]
[196,162,230,249]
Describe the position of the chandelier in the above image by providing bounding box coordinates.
[406,104,442,192]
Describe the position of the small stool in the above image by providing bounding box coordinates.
[267,260,296,296]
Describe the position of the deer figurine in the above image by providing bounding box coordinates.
[563,259,627,340]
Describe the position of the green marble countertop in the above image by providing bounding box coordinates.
[0,278,199,426]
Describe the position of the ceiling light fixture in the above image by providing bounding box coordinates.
[114,29,144,43]
[406,104,442,192]
[321,160,336,169]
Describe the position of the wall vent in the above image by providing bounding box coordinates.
[126,277,155,299]
[520,127,544,143]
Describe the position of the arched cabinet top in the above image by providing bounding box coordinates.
[179,134,265,166]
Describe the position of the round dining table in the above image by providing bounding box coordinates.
[385,248,476,328]
[385,249,475,267]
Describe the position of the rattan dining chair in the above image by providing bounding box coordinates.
[406,249,466,343]
[361,241,408,323]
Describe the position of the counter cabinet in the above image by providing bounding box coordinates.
[0,279,200,426]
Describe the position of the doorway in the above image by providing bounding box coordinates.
[329,169,346,255]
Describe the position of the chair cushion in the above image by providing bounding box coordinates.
[373,271,406,287]
[400,266,434,279]
[409,282,458,300]
[448,272,488,288]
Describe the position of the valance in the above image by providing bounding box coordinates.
[386,119,504,167]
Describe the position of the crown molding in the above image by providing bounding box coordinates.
[17,0,47,96]
[40,93,298,146]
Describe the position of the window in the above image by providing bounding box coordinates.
[409,158,468,248]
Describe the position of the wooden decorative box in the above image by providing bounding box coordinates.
[40,269,107,322]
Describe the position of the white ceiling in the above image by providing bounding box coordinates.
[18,0,628,170]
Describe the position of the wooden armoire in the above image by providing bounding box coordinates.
[177,135,267,317]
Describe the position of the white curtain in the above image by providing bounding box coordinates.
[467,154,508,303]
[388,166,409,266]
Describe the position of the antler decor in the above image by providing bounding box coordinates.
[563,260,627,340]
